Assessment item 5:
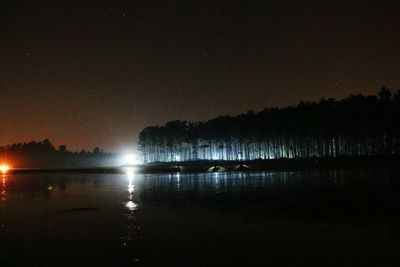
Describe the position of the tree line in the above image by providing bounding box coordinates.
[0,139,115,168]
[138,87,400,163]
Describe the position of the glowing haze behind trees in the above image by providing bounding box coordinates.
[138,88,400,163]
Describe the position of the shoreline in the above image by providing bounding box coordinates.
[7,156,400,174]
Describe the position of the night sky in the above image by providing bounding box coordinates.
[1,0,399,151]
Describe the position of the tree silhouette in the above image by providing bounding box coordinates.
[139,87,400,162]
[0,139,114,168]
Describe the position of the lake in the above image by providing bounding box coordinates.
[1,169,400,266]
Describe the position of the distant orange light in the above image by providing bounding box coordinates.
[0,165,10,174]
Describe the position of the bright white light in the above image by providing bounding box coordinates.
[128,184,134,194]
[126,167,135,194]
[212,155,218,160]
[125,167,137,209]
[125,201,138,211]
[123,154,137,165]
[175,155,181,162]
[126,167,136,176]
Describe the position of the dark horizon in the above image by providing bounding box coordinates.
[1,86,399,169]
[2,0,400,152]
[0,86,397,154]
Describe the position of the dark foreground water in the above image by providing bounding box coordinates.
[1,169,400,266]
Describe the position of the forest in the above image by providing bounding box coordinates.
[138,87,400,163]
[0,139,115,168]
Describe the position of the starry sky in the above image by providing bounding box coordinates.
[1,0,399,151]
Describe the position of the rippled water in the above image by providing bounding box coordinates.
[1,169,400,266]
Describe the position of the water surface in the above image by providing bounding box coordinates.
[1,169,400,266]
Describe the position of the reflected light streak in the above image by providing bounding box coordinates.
[128,178,134,195]
[176,172,180,191]
[125,167,138,210]
[1,176,6,202]
[214,172,220,190]
[126,167,135,194]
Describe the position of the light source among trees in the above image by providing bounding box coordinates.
[138,87,400,163]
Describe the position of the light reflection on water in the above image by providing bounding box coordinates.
[1,175,6,202]
[0,169,400,266]
[176,172,180,191]
[121,167,141,264]
[126,167,136,202]
[0,174,6,230]
[125,201,138,211]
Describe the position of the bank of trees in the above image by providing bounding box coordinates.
[138,87,400,163]
[0,139,114,168]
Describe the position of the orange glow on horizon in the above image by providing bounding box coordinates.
[0,164,10,174]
